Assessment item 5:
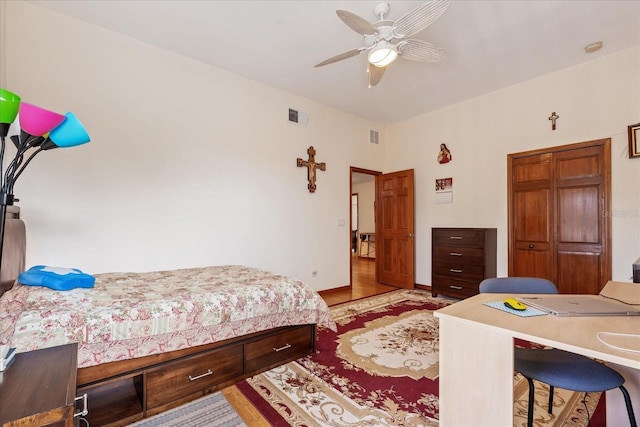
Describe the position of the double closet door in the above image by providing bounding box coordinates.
[507,139,611,294]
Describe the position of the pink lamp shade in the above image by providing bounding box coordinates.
[19,102,66,137]
[48,112,91,148]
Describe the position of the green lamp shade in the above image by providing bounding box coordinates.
[0,88,21,125]
[19,102,66,136]
[49,112,91,147]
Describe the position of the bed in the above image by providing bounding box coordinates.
[0,265,336,426]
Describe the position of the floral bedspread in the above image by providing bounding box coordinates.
[0,265,336,368]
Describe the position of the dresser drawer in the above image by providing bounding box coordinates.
[146,344,243,409]
[432,260,485,281]
[432,277,479,299]
[432,246,485,264]
[432,229,486,248]
[245,325,313,373]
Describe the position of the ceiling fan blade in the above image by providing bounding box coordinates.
[398,39,448,62]
[368,64,386,87]
[315,48,363,67]
[336,10,378,36]
[393,0,450,39]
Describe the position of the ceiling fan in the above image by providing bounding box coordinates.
[315,0,450,87]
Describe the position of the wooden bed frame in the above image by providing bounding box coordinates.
[2,262,329,426]
[76,323,317,427]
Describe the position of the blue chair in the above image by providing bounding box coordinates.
[479,277,637,427]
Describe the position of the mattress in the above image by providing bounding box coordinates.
[0,265,336,368]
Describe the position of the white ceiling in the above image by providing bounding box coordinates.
[29,0,640,124]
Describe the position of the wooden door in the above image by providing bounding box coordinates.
[508,139,611,294]
[554,144,610,294]
[508,153,554,281]
[376,169,415,288]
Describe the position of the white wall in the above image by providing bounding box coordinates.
[2,1,385,291]
[352,181,375,234]
[3,2,638,291]
[385,46,640,285]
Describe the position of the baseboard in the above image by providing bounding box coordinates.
[415,283,431,292]
[318,285,351,297]
[319,284,431,296]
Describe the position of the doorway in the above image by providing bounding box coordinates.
[350,167,381,288]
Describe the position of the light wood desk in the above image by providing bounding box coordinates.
[435,291,640,426]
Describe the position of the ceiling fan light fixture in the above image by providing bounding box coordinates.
[368,42,398,67]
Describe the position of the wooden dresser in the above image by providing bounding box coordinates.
[432,228,497,299]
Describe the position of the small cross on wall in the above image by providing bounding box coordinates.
[548,112,559,130]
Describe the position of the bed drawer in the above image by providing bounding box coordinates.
[146,344,243,409]
[245,325,313,373]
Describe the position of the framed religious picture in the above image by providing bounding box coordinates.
[629,123,640,158]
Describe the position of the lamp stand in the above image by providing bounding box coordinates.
[0,197,11,289]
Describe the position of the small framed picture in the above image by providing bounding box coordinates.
[629,123,640,158]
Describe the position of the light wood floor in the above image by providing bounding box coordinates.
[221,254,398,425]
[321,254,398,305]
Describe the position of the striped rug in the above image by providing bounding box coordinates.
[127,392,246,427]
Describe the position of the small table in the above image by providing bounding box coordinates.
[359,232,375,258]
[1,343,78,427]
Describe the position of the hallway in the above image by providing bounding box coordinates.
[321,254,398,306]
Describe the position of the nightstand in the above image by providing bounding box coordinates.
[0,343,80,427]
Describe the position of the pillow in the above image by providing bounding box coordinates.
[18,266,95,291]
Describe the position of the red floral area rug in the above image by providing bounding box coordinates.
[235,290,603,427]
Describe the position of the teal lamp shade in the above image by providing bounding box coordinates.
[0,88,21,137]
[48,112,91,148]
[19,102,66,137]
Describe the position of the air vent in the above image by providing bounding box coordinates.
[288,108,309,126]
[369,129,379,144]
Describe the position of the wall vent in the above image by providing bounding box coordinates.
[369,129,379,144]
[288,108,309,126]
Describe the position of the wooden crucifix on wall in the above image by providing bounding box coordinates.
[297,146,326,193]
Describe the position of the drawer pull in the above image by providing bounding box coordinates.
[449,236,463,240]
[188,369,213,381]
[273,343,292,352]
[450,269,463,273]
[449,285,463,290]
[449,252,462,256]
[74,393,88,417]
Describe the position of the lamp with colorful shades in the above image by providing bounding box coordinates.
[0,88,91,289]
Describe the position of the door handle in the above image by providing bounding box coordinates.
[407,233,415,237]
[529,244,534,249]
